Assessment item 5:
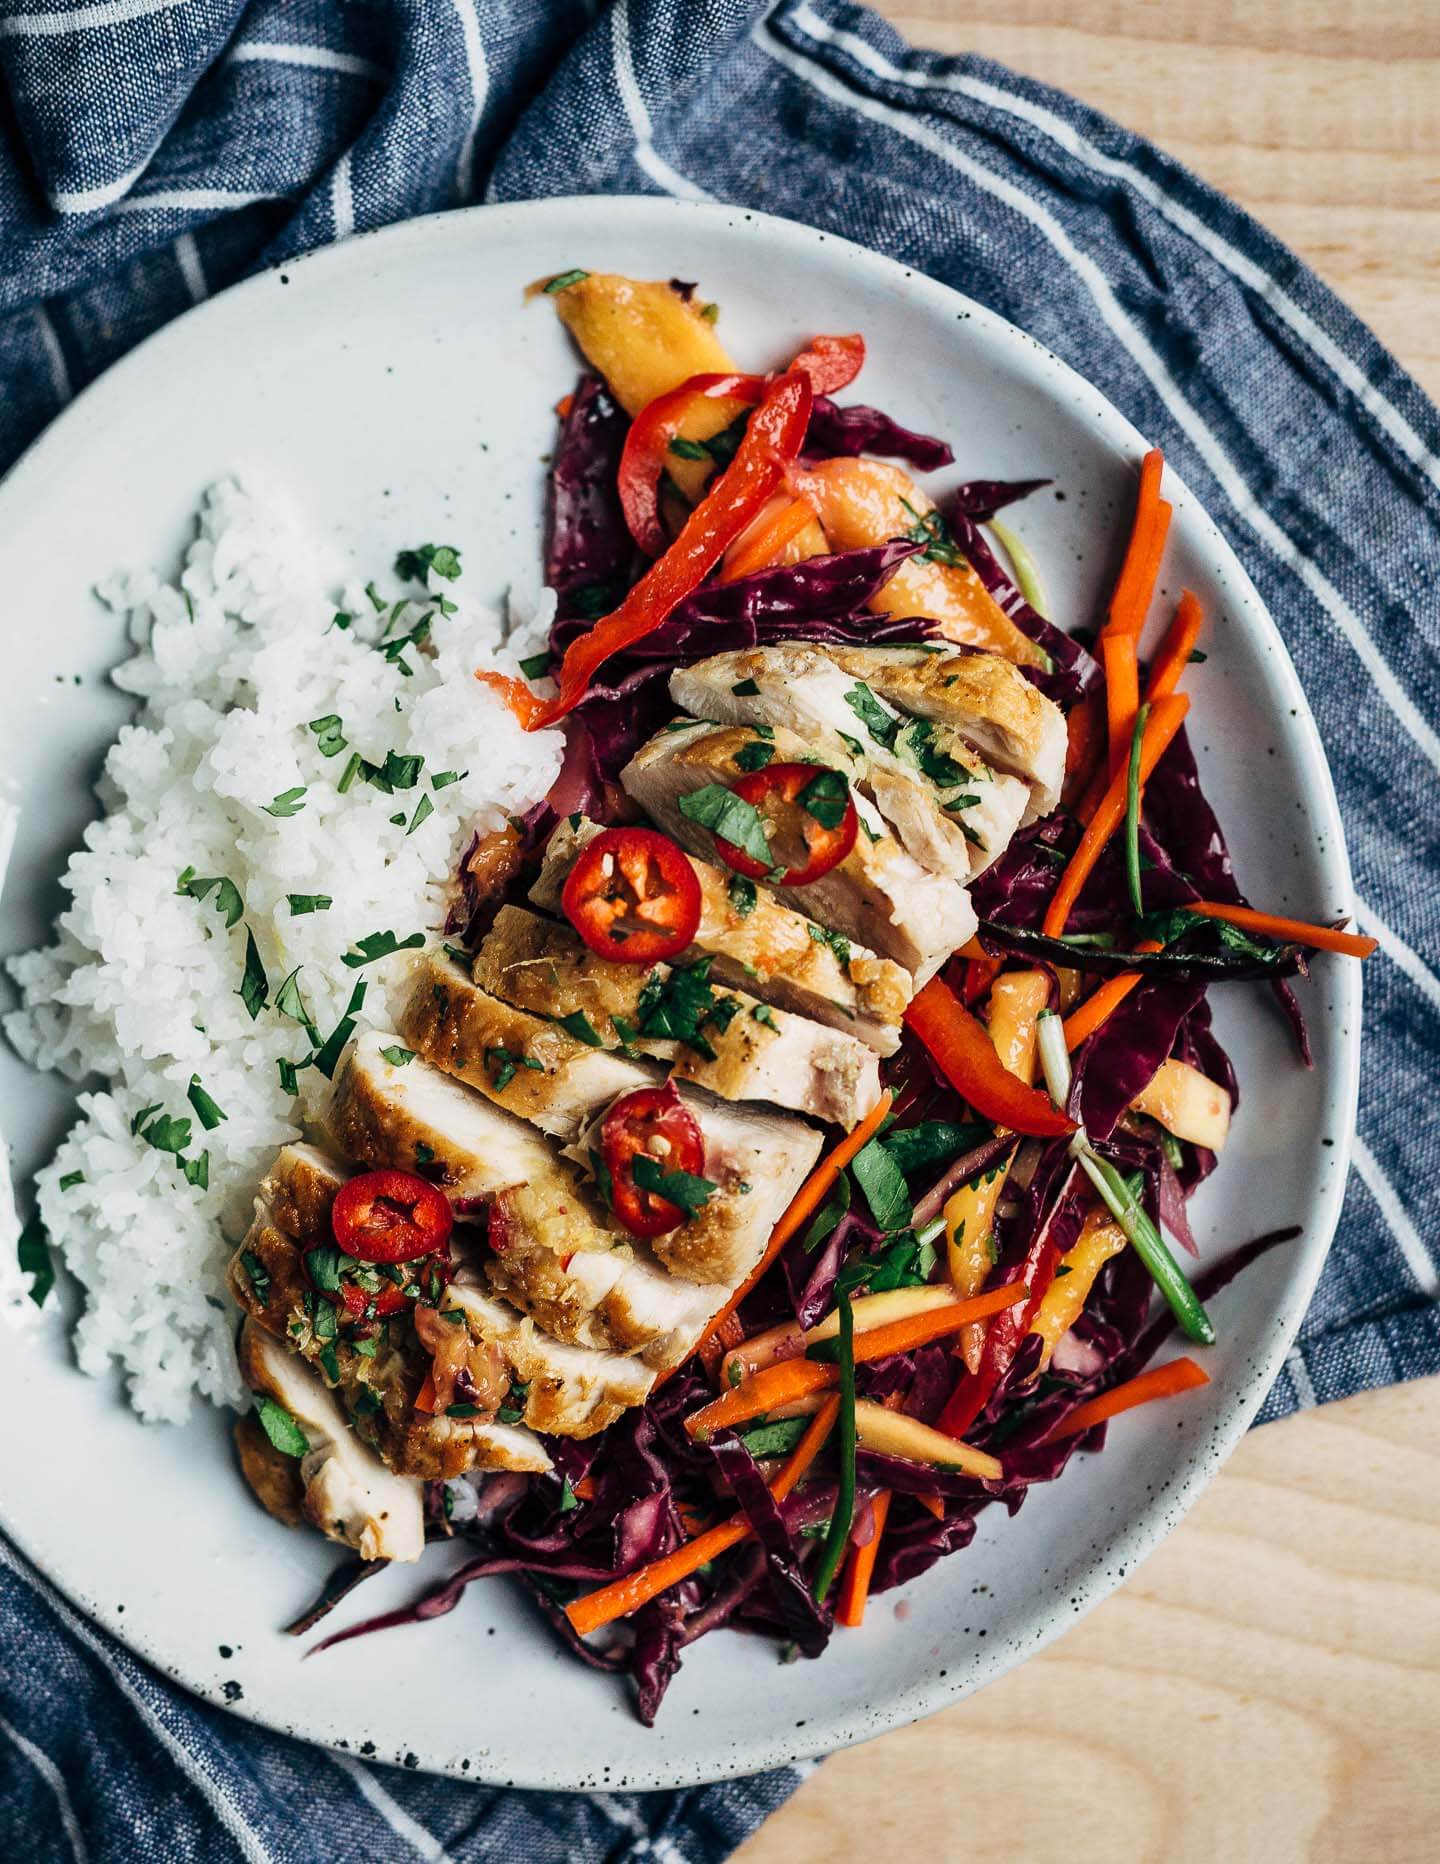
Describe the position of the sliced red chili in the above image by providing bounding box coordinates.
[713,761,858,887]
[339,1279,412,1320]
[789,332,865,396]
[600,1083,706,1240]
[331,1169,453,1264]
[561,827,702,964]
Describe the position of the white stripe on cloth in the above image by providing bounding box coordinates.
[447,0,490,204]
[49,149,153,215]
[174,231,206,304]
[0,0,184,36]
[1352,1137,1438,1299]
[787,1,1440,496]
[1283,1345,1317,1410]
[759,11,1440,784]
[32,306,72,404]
[0,1541,275,1864]
[610,0,713,202]
[330,150,355,240]
[0,1710,88,1862]
[228,42,388,83]
[1357,899,1440,1016]
[328,1753,457,1863]
[113,187,281,214]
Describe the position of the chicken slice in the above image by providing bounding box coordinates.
[328,1030,727,1367]
[669,644,1030,878]
[530,816,911,1055]
[237,1319,425,1563]
[821,644,1067,821]
[398,952,647,1142]
[620,721,977,978]
[400,952,823,1285]
[231,1144,553,1479]
[473,904,882,1127]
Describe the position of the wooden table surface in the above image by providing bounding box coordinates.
[740,6,1440,1859]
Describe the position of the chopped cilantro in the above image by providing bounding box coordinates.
[181,1151,210,1190]
[353,1386,382,1416]
[797,767,849,829]
[899,499,964,567]
[558,1476,579,1512]
[262,787,307,818]
[668,436,709,461]
[406,794,434,836]
[730,677,761,697]
[485,1046,542,1091]
[589,1146,615,1210]
[379,1045,416,1068]
[806,921,852,967]
[305,1245,343,1293]
[186,1075,227,1131]
[311,980,367,1078]
[307,714,346,758]
[176,868,245,930]
[277,1057,304,1096]
[394,543,462,583]
[543,269,589,293]
[430,768,467,790]
[630,1154,718,1218]
[341,930,426,969]
[16,1216,53,1307]
[897,718,973,790]
[842,681,898,750]
[738,1416,810,1458]
[733,740,774,773]
[518,650,552,680]
[750,1003,780,1031]
[728,873,757,917]
[678,783,772,868]
[57,1171,83,1191]
[274,967,316,1035]
[256,1398,308,1458]
[850,1136,913,1232]
[287,893,332,916]
[556,1009,603,1047]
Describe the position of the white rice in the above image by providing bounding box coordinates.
[2,479,562,1421]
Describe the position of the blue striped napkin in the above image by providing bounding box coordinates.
[2,1,1435,1857]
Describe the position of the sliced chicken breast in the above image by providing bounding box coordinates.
[328,1030,728,1368]
[474,904,881,1127]
[237,1319,425,1563]
[619,721,977,978]
[400,953,822,1285]
[399,951,650,1141]
[821,644,1066,820]
[530,815,911,1055]
[669,644,1028,880]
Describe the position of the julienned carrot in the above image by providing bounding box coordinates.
[1061,940,1164,1050]
[1103,631,1139,779]
[683,1091,895,1373]
[915,1492,945,1520]
[685,1285,1029,1440]
[413,1371,437,1415]
[1104,449,1168,638]
[565,1396,840,1636]
[1062,972,1142,1050]
[722,498,816,582]
[1145,589,1203,703]
[1047,1357,1210,1442]
[837,1488,892,1628]
[1042,693,1190,938]
[1186,901,1377,960]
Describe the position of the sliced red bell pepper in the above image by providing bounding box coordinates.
[903,976,1077,1138]
[617,335,864,555]
[496,370,813,731]
[935,1163,1078,1438]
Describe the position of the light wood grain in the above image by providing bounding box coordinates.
[740,5,1440,1859]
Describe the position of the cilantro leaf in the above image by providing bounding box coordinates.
[733,740,774,773]
[850,1135,913,1231]
[17,1216,53,1308]
[882,1120,991,1177]
[308,714,347,758]
[728,874,757,917]
[842,681,898,750]
[556,1009,603,1047]
[238,929,269,1018]
[738,1417,811,1458]
[176,868,244,929]
[263,787,307,818]
[629,1154,718,1219]
[186,1075,228,1131]
[394,543,462,583]
[797,767,850,829]
[678,783,772,868]
[341,930,426,969]
[287,893,332,915]
[256,1398,309,1458]
[379,1045,416,1067]
[543,269,589,294]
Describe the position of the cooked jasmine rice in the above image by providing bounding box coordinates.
[2,480,562,1421]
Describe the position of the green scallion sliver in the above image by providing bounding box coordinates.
[1078,1149,1215,1345]
[1125,700,1150,918]
[812,1290,857,1604]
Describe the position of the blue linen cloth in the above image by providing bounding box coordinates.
[2,0,1437,1856]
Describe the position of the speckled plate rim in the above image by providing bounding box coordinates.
[0,196,1360,1791]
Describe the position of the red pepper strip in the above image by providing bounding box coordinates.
[903,976,1077,1138]
[618,336,864,555]
[511,371,813,731]
[619,371,762,557]
[935,1167,1077,1439]
[789,331,865,395]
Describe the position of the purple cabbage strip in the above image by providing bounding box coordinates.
[708,1437,833,1658]
[1067,979,1206,1143]
[806,396,955,471]
[952,478,1053,521]
[544,374,638,629]
[945,491,1100,707]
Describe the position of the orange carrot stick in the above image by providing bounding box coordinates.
[1104,449,1168,638]
[566,1396,840,1636]
[683,1091,895,1372]
[1047,1357,1210,1442]
[1144,589,1203,703]
[837,1488,893,1628]
[1185,901,1377,959]
[1103,631,1140,779]
[685,1285,1029,1439]
[722,498,817,582]
[1042,693,1190,937]
[413,1371,437,1415]
[915,1492,945,1521]
[1062,972,1143,1050]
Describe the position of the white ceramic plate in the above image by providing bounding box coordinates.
[0,197,1359,1791]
